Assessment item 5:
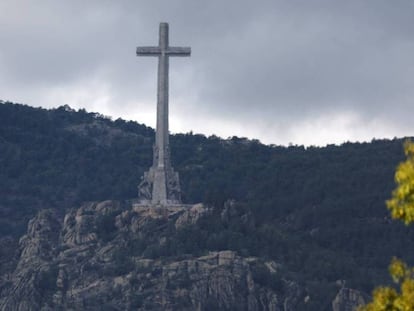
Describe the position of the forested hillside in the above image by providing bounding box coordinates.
[1,100,413,310]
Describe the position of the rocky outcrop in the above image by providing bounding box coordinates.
[332,287,367,311]
[0,201,302,311]
[175,203,208,229]
[1,209,61,311]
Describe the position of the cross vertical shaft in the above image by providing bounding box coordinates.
[136,23,191,205]
[156,23,168,170]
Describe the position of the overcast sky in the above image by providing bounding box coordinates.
[1,0,413,146]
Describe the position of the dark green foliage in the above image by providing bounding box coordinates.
[129,293,144,308]
[103,247,135,276]
[1,101,413,310]
[251,262,284,293]
[96,210,120,242]
[0,101,153,236]
[204,297,220,311]
[37,265,59,296]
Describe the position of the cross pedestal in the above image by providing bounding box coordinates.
[136,23,191,205]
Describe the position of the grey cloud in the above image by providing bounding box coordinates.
[1,0,413,145]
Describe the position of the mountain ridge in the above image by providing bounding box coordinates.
[1,100,413,310]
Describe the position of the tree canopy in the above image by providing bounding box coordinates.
[360,141,414,310]
[1,101,414,310]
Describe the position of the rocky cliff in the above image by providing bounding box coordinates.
[0,201,305,311]
[331,287,367,311]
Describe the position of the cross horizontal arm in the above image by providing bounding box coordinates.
[166,47,191,56]
[136,46,162,56]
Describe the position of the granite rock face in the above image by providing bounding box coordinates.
[332,287,367,311]
[0,209,61,311]
[0,201,303,311]
[0,201,366,310]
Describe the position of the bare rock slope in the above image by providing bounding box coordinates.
[0,201,303,311]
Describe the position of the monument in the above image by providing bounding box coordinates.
[136,23,191,205]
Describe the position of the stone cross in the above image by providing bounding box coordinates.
[136,23,191,205]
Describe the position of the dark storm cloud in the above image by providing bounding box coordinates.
[1,0,413,145]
